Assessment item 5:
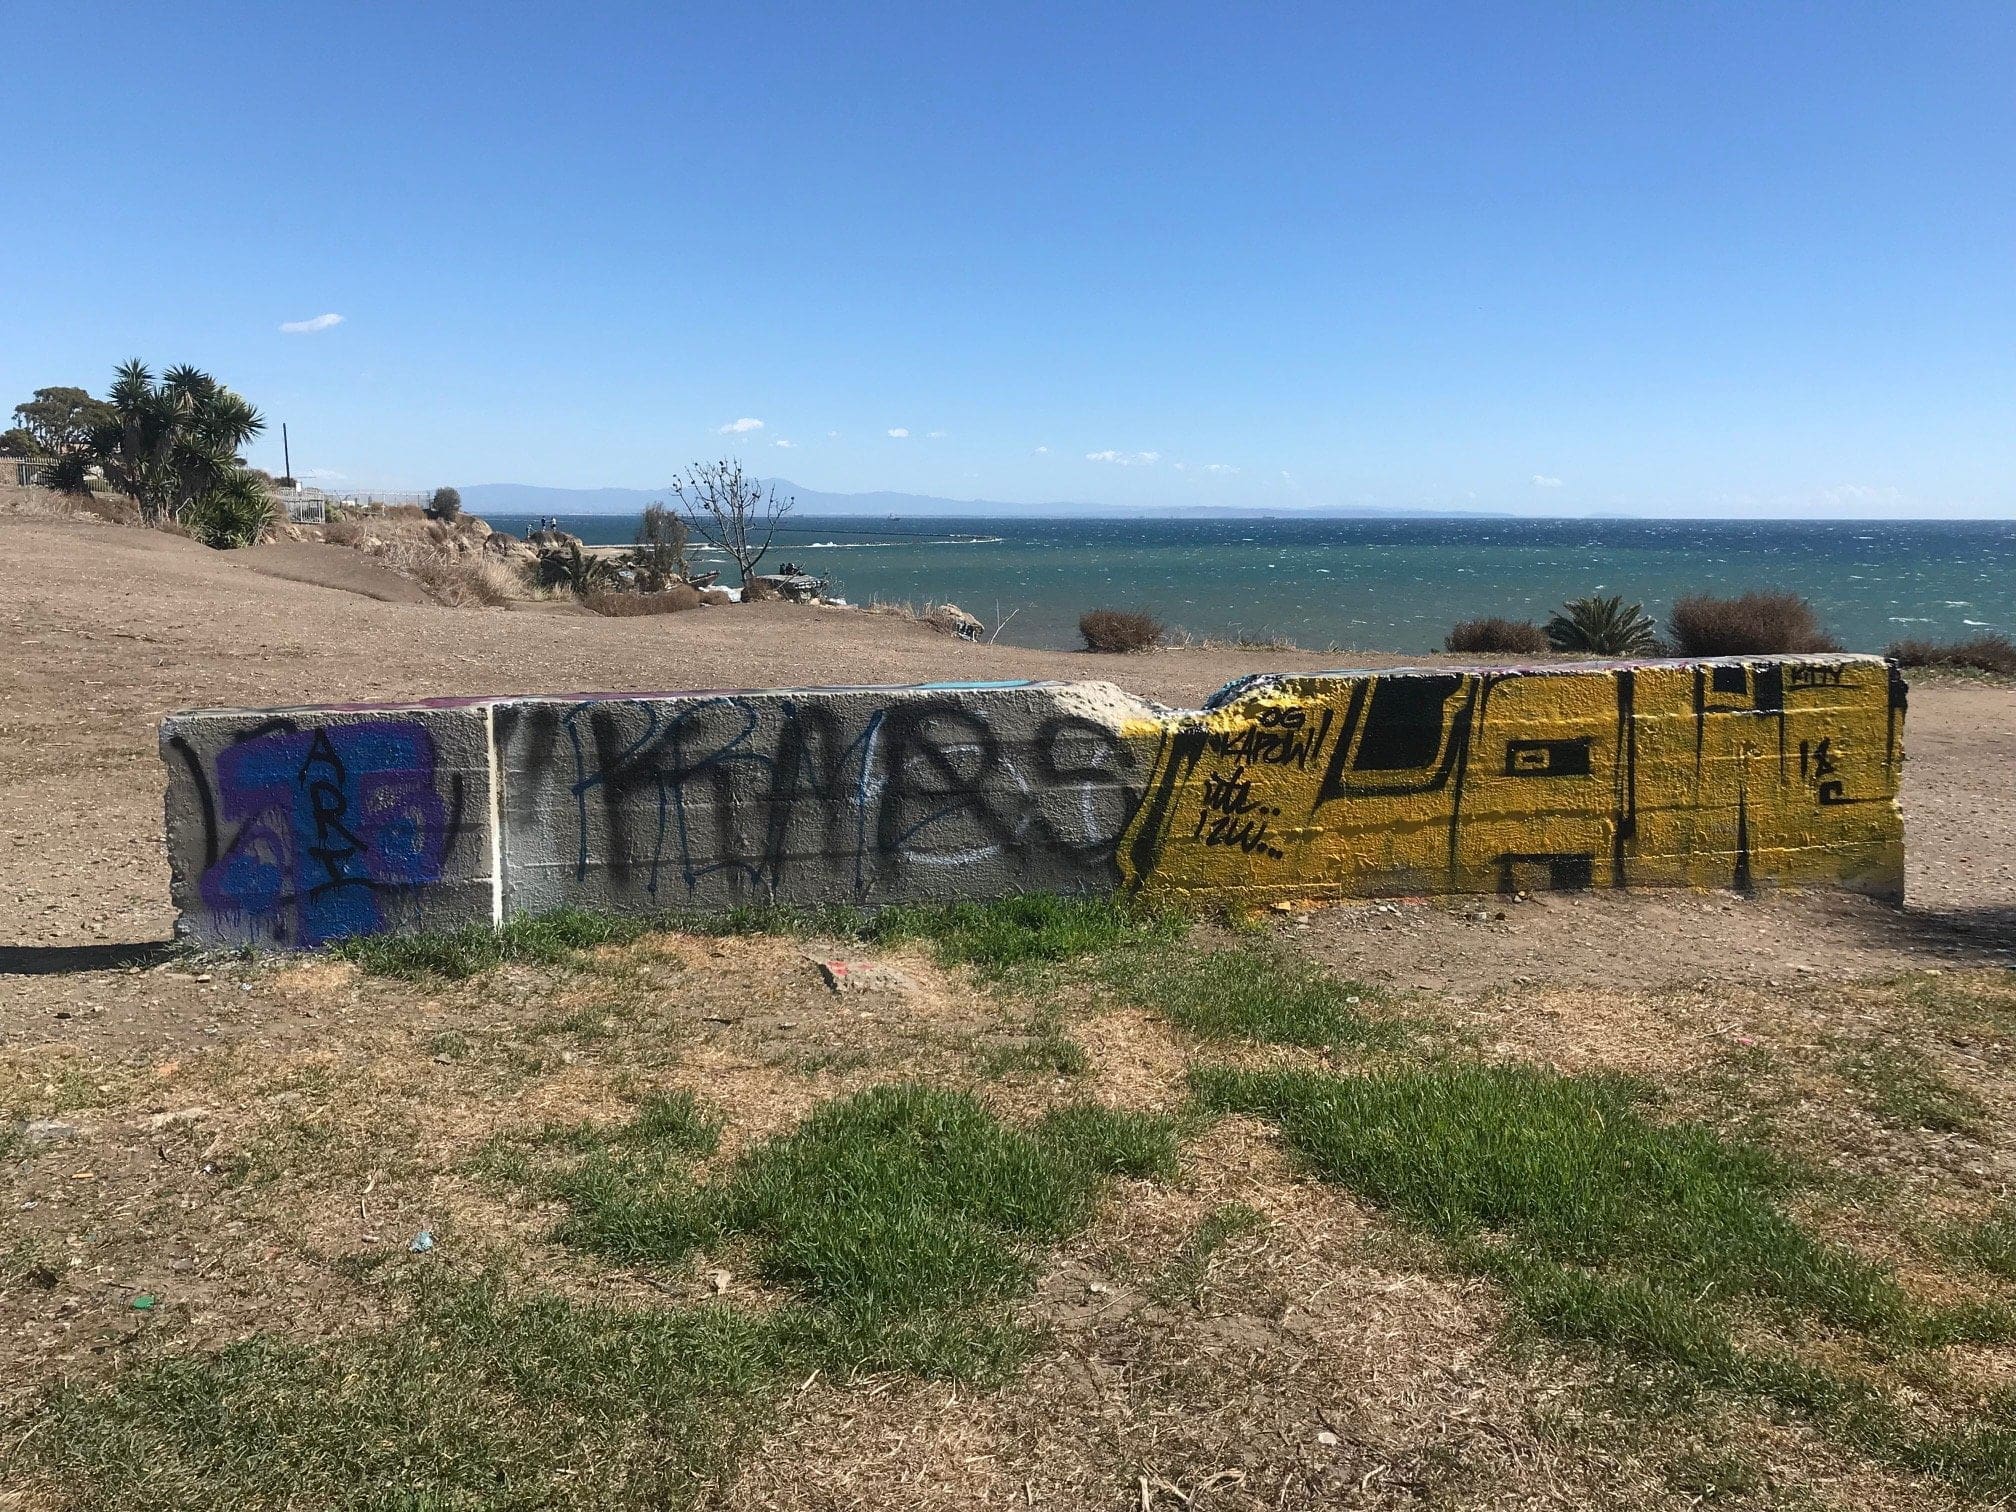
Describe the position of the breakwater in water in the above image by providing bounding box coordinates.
[162,655,1906,947]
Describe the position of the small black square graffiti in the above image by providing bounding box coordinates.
[1502,737,1593,777]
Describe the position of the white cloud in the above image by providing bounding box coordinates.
[887,427,910,438]
[927,429,948,438]
[1204,463,1238,475]
[1173,461,1189,472]
[774,439,797,448]
[827,430,840,439]
[718,417,765,434]
[1087,449,1160,466]
[1034,445,1049,455]
[1531,474,1563,488]
[279,313,343,334]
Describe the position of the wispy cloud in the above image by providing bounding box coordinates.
[887,427,910,438]
[774,438,797,448]
[718,417,765,434]
[827,430,840,439]
[1531,474,1563,488]
[299,467,345,480]
[1204,463,1238,475]
[927,429,948,439]
[1087,449,1160,466]
[279,313,343,334]
[1034,445,1049,455]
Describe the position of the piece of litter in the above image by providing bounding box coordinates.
[710,1269,732,1295]
[1315,1430,1339,1446]
[131,1294,156,1311]
[409,1229,435,1254]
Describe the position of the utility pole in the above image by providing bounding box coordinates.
[282,423,292,483]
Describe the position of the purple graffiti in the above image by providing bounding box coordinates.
[197,721,454,944]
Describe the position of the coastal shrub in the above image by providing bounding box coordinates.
[1887,634,2016,676]
[322,518,367,546]
[700,588,733,605]
[426,486,462,521]
[186,470,278,549]
[1545,595,1658,656]
[585,585,703,616]
[1668,590,1841,656]
[1445,617,1548,655]
[1079,608,1164,653]
[742,576,779,602]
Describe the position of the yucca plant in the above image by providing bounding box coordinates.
[186,468,278,549]
[43,361,267,530]
[1545,594,1659,655]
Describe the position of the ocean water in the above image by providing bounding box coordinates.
[483,513,2016,655]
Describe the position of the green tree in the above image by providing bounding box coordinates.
[629,501,690,590]
[10,386,110,459]
[43,361,266,529]
[0,427,40,458]
[427,486,462,521]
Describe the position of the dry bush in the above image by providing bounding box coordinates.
[699,588,733,606]
[322,518,368,547]
[1079,608,1164,653]
[1887,633,2016,675]
[383,504,426,522]
[741,577,779,602]
[1668,591,1842,656]
[386,543,522,607]
[584,585,703,616]
[1446,617,1550,654]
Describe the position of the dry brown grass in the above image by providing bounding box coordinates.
[585,584,704,616]
[382,541,526,606]
[10,909,2016,1509]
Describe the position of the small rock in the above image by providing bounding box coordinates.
[22,1119,80,1145]
[710,1269,732,1295]
[1315,1430,1339,1447]
[409,1229,435,1254]
[815,959,916,995]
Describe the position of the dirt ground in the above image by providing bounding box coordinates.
[1,509,2011,984]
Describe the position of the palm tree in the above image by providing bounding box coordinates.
[70,360,266,526]
[1545,594,1660,655]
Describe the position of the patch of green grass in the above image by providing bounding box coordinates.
[546,1083,1178,1377]
[26,1272,792,1511]
[976,1004,1089,1078]
[1663,1447,1767,1503]
[1193,1063,1901,1335]
[336,908,657,980]
[1839,1045,1984,1136]
[1133,946,1397,1048]
[868,893,1184,978]
[1943,1206,2016,1281]
[1193,1059,2016,1498]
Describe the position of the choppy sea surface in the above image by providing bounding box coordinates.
[483,513,2016,655]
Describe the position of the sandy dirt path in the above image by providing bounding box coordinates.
[1,514,2010,988]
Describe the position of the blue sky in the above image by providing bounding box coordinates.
[5,3,2011,516]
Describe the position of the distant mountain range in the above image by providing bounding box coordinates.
[457,479,1498,519]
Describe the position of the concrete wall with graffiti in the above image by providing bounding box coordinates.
[162,655,1905,946]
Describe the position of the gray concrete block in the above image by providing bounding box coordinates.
[161,700,498,947]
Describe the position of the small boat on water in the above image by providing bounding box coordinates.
[684,570,720,589]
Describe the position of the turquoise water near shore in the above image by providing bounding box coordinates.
[484,513,2016,655]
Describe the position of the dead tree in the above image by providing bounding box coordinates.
[667,459,792,585]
